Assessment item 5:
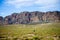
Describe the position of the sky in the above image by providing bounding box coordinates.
[0,0,60,17]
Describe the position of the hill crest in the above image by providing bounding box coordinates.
[0,11,60,25]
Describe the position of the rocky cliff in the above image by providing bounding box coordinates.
[0,11,60,25]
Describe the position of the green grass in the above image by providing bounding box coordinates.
[0,23,60,40]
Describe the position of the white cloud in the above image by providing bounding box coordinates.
[5,0,35,8]
[38,4,58,12]
[35,0,57,6]
[40,4,57,8]
[5,0,58,8]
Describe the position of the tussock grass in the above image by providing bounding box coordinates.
[0,23,60,40]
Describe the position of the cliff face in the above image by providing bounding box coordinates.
[42,11,60,23]
[0,16,3,25]
[0,11,60,25]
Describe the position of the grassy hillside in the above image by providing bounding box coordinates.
[0,23,60,40]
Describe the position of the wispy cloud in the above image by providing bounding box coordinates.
[5,0,58,8]
[5,0,35,8]
[0,12,5,17]
[36,0,58,11]
[38,4,58,12]
[35,0,57,6]
[0,0,59,17]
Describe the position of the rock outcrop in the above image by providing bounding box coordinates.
[0,11,60,25]
[0,16,3,25]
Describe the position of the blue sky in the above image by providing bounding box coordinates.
[0,0,60,17]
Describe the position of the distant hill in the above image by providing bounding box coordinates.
[0,11,60,25]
